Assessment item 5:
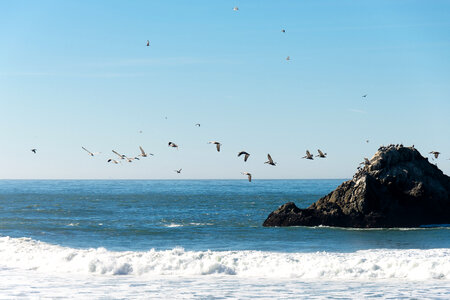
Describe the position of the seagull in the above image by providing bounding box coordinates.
[238,151,250,162]
[168,142,179,149]
[112,150,126,160]
[316,149,327,158]
[175,168,182,174]
[146,40,150,47]
[233,7,239,11]
[195,123,201,127]
[241,172,252,182]
[139,146,153,157]
[82,147,100,156]
[429,151,440,159]
[281,29,286,33]
[264,154,277,166]
[302,150,314,160]
[286,56,291,61]
[208,141,221,152]
[107,159,120,164]
[31,149,37,154]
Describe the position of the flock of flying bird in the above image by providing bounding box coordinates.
[28,6,448,181]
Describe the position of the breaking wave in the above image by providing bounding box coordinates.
[0,237,449,280]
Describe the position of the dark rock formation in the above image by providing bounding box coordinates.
[263,145,450,228]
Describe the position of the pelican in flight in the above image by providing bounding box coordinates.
[241,172,252,182]
[124,156,139,163]
[302,150,314,160]
[286,56,291,61]
[139,146,153,157]
[146,40,150,47]
[31,149,37,154]
[316,149,327,158]
[208,141,221,152]
[238,151,250,162]
[107,159,120,164]
[112,150,126,160]
[264,154,277,166]
[82,147,100,157]
[168,142,179,149]
[174,168,182,174]
[429,151,440,159]
[233,7,239,11]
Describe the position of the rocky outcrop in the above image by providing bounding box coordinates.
[263,145,450,228]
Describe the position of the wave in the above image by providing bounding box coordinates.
[0,237,449,279]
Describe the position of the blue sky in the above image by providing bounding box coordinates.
[1,0,450,179]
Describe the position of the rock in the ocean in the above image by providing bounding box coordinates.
[263,145,450,228]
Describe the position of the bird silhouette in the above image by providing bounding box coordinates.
[208,141,221,152]
[286,56,291,61]
[168,142,179,149]
[146,40,150,47]
[175,168,182,174]
[429,151,440,159]
[302,150,314,160]
[195,123,201,127]
[31,149,37,154]
[233,7,239,11]
[281,29,286,33]
[107,159,120,164]
[241,172,252,182]
[316,149,327,158]
[112,150,126,160]
[139,146,153,157]
[265,154,277,166]
[238,151,250,162]
[82,147,100,157]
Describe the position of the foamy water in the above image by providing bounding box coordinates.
[1,237,449,280]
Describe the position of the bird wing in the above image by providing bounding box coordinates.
[112,150,123,158]
[139,146,146,156]
[82,147,92,155]
[318,149,324,156]
[267,154,273,164]
[216,143,221,152]
[306,150,311,156]
[248,173,252,182]
[244,154,249,162]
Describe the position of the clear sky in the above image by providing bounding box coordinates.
[1,0,450,179]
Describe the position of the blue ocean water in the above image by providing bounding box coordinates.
[1,179,449,252]
[1,180,450,299]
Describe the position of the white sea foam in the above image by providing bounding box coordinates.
[163,223,183,228]
[0,236,449,280]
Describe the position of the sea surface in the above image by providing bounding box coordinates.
[0,180,449,299]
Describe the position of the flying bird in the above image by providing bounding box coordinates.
[233,7,239,11]
[264,154,277,166]
[107,159,120,164]
[316,149,327,158]
[112,150,126,159]
[429,151,440,159]
[362,94,367,98]
[139,146,153,157]
[31,149,37,154]
[286,56,291,61]
[174,168,182,174]
[366,140,370,143]
[82,147,100,157]
[124,156,139,163]
[168,142,179,149]
[208,141,221,152]
[146,40,150,47]
[238,151,250,162]
[195,123,201,127]
[302,150,314,160]
[281,29,286,33]
[241,172,252,182]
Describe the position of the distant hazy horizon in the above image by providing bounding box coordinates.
[1,0,449,179]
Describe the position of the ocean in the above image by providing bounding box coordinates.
[0,180,449,299]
